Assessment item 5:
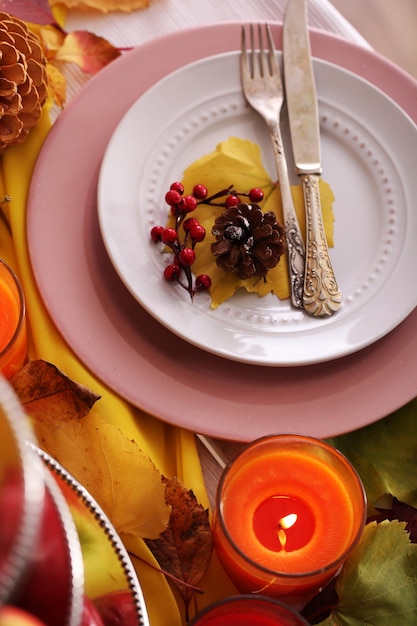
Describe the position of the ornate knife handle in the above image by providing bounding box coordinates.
[302,174,342,316]
[268,120,305,309]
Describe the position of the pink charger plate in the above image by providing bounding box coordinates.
[27,22,417,441]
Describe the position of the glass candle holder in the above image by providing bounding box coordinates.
[0,260,27,379]
[189,595,309,625]
[0,377,45,603]
[213,434,366,608]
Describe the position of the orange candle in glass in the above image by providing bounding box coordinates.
[189,595,309,626]
[0,260,27,379]
[213,435,366,608]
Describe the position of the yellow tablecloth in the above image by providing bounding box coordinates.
[1,101,237,624]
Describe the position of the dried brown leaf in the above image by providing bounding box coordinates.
[10,359,100,420]
[145,476,213,612]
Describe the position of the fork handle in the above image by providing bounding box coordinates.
[268,120,305,309]
[301,174,342,316]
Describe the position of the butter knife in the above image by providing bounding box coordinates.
[283,0,342,316]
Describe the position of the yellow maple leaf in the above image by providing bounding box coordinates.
[50,0,149,13]
[180,137,335,309]
[12,360,171,538]
[34,411,171,538]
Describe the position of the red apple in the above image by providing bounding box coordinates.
[0,469,25,563]
[93,590,139,626]
[15,478,74,626]
[0,605,47,626]
[82,596,105,626]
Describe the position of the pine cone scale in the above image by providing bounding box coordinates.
[0,42,20,65]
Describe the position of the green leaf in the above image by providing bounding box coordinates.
[319,521,417,625]
[328,399,417,513]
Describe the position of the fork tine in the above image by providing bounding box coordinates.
[265,23,279,77]
[258,24,266,77]
[249,24,255,78]
[241,25,247,68]
[241,24,277,80]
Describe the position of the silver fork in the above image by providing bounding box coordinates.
[241,23,305,310]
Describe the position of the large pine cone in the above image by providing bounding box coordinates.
[211,202,286,279]
[0,13,48,153]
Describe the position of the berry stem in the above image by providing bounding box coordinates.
[197,184,235,206]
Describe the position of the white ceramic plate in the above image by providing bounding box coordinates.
[98,51,417,367]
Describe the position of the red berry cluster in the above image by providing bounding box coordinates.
[150,182,265,299]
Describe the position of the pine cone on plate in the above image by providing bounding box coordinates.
[0,12,48,153]
[211,202,286,279]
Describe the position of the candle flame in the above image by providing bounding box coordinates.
[277,528,287,549]
[279,513,298,530]
[277,513,298,550]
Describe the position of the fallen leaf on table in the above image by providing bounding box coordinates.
[145,476,213,616]
[45,61,67,108]
[369,494,417,542]
[54,30,121,73]
[11,359,170,539]
[49,0,150,13]
[178,136,335,308]
[0,1,124,110]
[315,521,417,626]
[11,359,100,419]
[0,0,56,25]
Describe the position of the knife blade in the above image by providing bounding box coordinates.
[283,0,341,316]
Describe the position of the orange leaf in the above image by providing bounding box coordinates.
[145,476,213,614]
[55,30,121,74]
[10,359,100,420]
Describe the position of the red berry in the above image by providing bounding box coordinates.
[179,248,196,265]
[190,224,206,242]
[169,181,184,195]
[150,225,164,242]
[179,195,198,213]
[161,228,177,244]
[249,187,264,203]
[164,263,181,281]
[192,184,208,200]
[196,274,211,289]
[165,189,182,206]
[225,194,240,208]
[183,217,199,231]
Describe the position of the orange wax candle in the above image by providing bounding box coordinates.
[213,435,366,608]
[0,261,27,379]
[189,596,309,626]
